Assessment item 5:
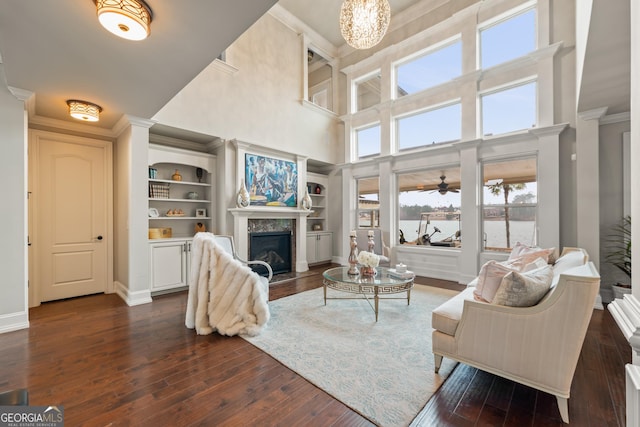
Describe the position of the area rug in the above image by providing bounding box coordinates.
[242,285,459,427]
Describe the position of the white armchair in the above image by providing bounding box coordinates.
[355,229,390,267]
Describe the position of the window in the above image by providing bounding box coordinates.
[357,124,381,158]
[397,168,461,247]
[482,157,537,251]
[481,81,536,136]
[357,177,380,228]
[479,8,536,69]
[355,73,381,111]
[397,103,461,150]
[396,41,462,97]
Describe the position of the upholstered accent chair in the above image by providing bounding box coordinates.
[214,235,273,283]
[355,229,390,267]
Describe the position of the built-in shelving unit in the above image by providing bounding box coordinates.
[307,172,328,233]
[147,144,216,295]
[306,172,332,264]
[148,145,216,239]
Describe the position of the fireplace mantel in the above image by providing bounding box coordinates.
[229,208,313,273]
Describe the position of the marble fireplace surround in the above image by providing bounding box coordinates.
[229,207,312,273]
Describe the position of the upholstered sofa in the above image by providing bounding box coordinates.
[431,247,600,423]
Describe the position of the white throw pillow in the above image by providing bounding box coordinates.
[473,261,514,302]
[492,265,554,307]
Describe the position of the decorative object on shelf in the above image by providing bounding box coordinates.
[66,99,102,122]
[187,191,199,200]
[172,169,182,181]
[195,222,206,233]
[315,184,322,194]
[357,250,380,277]
[236,179,250,208]
[149,227,171,239]
[196,167,204,183]
[166,209,185,217]
[312,223,322,231]
[339,0,391,50]
[96,0,152,41]
[195,208,206,218]
[245,153,298,207]
[148,208,159,218]
[301,187,313,210]
[148,167,157,179]
[149,182,169,199]
[348,231,359,275]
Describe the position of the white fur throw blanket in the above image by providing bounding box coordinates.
[185,232,270,336]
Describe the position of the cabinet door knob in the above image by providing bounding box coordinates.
[96,235,103,241]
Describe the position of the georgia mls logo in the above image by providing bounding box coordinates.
[0,405,64,426]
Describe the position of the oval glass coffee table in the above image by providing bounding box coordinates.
[322,266,415,321]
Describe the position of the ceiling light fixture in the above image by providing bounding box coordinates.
[66,100,103,122]
[96,0,152,41]
[339,0,391,50]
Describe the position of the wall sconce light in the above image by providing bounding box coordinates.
[339,0,391,50]
[96,0,152,41]
[66,100,103,122]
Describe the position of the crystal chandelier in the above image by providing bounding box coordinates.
[339,0,391,50]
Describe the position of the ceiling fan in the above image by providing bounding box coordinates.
[422,174,459,195]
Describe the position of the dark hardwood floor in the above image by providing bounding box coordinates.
[0,264,629,426]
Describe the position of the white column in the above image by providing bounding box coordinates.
[576,107,607,268]
[458,142,480,284]
[117,115,154,306]
[530,124,566,250]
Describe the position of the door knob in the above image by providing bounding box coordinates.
[96,235,103,241]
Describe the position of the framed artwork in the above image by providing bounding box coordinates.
[195,208,207,218]
[245,154,298,207]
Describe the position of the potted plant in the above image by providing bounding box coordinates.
[605,215,631,299]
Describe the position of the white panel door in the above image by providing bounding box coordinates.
[38,139,108,301]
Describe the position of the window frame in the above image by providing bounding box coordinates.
[395,100,462,151]
[393,35,463,99]
[479,78,538,137]
[477,1,537,70]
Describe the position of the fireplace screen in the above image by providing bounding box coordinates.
[249,231,292,275]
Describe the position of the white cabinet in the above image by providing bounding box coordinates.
[307,232,332,264]
[149,239,192,294]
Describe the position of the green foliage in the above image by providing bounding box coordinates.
[605,215,631,278]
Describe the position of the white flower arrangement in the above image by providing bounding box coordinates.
[357,251,380,268]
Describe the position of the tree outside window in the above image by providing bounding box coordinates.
[482,158,537,251]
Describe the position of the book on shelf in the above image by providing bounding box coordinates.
[387,269,415,279]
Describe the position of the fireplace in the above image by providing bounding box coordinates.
[229,207,312,273]
[249,231,292,275]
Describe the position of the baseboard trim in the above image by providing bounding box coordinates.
[115,281,152,306]
[0,310,29,334]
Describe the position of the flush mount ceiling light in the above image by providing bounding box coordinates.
[339,0,391,50]
[66,100,103,122]
[96,0,152,41]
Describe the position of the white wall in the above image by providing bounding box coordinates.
[0,74,29,332]
[153,13,340,166]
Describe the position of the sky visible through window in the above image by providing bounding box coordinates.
[357,125,381,158]
[482,82,536,136]
[396,41,462,96]
[480,8,536,69]
[398,103,461,150]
